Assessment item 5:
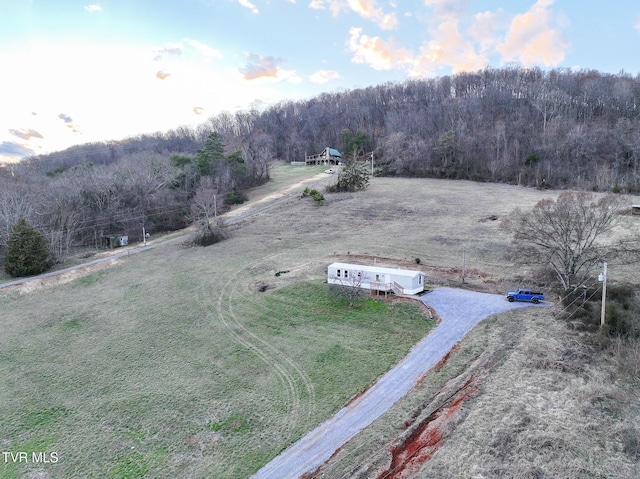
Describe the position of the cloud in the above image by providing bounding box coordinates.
[58,113,80,133]
[84,4,101,12]
[152,44,183,61]
[184,39,223,59]
[411,21,487,76]
[240,54,283,80]
[347,0,398,29]
[309,0,396,28]
[237,0,259,14]
[424,0,469,21]
[0,141,35,160]
[156,70,171,80]
[156,45,183,56]
[58,113,73,124]
[9,129,44,140]
[496,0,568,67]
[348,27,411,71]
[309,0,346,16]
[309,69,340,83]
[349,18,487,77]
[56,113,82,133]
[346,1,568,77]
[468,9,506,54]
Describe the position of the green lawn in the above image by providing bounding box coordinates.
[0,251,433,479]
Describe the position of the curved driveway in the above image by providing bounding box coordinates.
[252,287,549,479]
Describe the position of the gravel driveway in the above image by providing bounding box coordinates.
[251,287,549,479]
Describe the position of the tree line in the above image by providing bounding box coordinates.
[3,66,640,272]
[0,131,270,272]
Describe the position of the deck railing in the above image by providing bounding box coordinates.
[392,282,404,295]
[370,281,392,291]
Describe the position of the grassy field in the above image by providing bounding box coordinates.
[0,232,432,478]
[2,166,640,478]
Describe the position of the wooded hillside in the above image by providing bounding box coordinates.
[2,66,640,267]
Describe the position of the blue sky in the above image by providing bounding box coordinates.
[1,0,640,163]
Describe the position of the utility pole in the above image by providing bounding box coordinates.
[599,262,608,327]
[461,244,466,284]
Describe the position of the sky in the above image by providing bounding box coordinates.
[1,0,640,164]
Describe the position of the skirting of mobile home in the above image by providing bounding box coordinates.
[327,262,425,295]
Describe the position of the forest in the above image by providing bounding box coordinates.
[2,66,640,268]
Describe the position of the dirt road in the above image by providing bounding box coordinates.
[251,287,549,479]
[0,171,332,291]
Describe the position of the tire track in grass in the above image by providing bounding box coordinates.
[230,258,317,416]
[226,257,318,416]
[215,254,317,439]
[216,270,301,436]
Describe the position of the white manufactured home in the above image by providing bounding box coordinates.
[327,262,425,295]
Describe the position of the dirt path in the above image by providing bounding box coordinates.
[0,171,332,292]
[251,287,549,479]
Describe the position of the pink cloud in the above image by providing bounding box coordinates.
[497,0,568,67]
[240,54,282,80]
[348,27,412,71]
[309,70,340,84]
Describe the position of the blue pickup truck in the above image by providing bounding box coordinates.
[506,289,545,304]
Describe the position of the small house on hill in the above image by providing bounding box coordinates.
[296,147,342,166]
[327,262,425,295]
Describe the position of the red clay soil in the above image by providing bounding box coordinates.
[376,376,478,479]
[345,385,371,407]
[414,344,461,387]
[299,444,346,479]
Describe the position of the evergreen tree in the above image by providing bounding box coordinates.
[196,132,225,177]
[4,218,52,277]
[327,157,370,192]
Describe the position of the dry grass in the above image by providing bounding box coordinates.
[2,168,640,478]
[313,308,640,479]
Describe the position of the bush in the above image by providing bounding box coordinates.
[604,284,640,338]
[224,187,247,206]
[559,283,640,338]
[310,190,324,204]
[302,188,324,204]
[4,218,52,277]
[189,220,228,247]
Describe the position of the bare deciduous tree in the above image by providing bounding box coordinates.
[0,189,34,249]
[508,191,636,290]
[191,187,223,224]
[329,270,369,308]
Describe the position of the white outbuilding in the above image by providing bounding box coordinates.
[327,262,425,295]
